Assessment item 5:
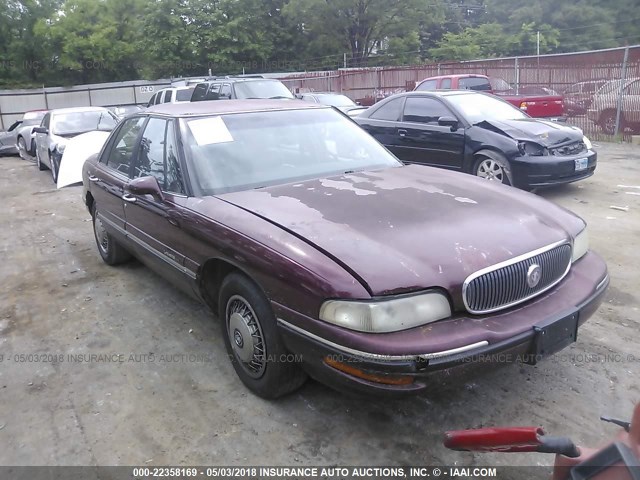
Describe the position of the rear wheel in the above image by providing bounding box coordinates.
[92,205,131,265]
[219,272,307,398]
[474,151,512,186]
[17,137,29,161]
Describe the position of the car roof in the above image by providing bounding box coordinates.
[145,99,328,117]
[400,90,478,98]
[198,77,279,85]
[49,106,111,115]
[420,74,489,81]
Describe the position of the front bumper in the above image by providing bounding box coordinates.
[510,149,597,189]
[275,251,608,396]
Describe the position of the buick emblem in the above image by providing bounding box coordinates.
[527,264,542,288]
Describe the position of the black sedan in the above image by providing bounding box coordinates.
[355,91,597,189]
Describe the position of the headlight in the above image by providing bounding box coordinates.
[583,135,592,150]
[319,291,452,333]
[572,226,589,262]
[518,141,545,156]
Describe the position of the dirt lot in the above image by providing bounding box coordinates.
[0,143,638,473]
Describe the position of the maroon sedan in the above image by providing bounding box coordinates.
[82,100,608,398]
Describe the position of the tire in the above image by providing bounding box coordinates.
[17,137,29,161]
[92,205,131,265]
[36,149,46,171]
[219,272,307,398]
[473,150,512,186]
[600,110,622,136]
[50,153,59,184]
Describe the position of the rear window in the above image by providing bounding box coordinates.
[369,97,403,121]
[416,79,437,91]
[459,77,492,91]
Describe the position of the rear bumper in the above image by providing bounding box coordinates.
[510,149,597,189]
[276,251,608,396]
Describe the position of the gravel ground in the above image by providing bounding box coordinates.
[0,143,638,476]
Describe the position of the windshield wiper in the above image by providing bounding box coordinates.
[269,95,292,99]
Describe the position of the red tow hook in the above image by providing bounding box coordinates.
[443,426,581,458]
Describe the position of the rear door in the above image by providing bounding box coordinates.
[87,116,146,233]
[356,96,405,158]
[124,117,195,291]
[396,96,465,169]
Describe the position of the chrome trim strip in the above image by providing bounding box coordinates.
[97,213,197,280]
[596,274,609,292]
[462,240,572,315]
[277,318,488,361]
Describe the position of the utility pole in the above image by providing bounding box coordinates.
[537,31,541,84]
[343,53,347,69]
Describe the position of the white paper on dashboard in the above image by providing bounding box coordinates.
[187,116,234,146]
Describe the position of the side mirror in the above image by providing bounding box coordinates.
[33,126,48,134]
[438,116,459,131]
[127,176,164,201]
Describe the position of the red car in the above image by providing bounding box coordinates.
[82,100,608,398]
[415,74,565,120]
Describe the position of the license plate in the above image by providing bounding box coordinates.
[575,158,588,171]
[525,312,579,364]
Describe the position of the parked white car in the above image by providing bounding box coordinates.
[34,107,118,183]
[146,86,195,107]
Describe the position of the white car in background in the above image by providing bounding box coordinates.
[0,110,47,158]
[146,86,195,107]
[33,107,118,183]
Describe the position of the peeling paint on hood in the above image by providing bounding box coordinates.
[219,164,583,296]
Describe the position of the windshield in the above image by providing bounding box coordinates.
[23,112,46,125]
[52,110,118,135]
[316,94,356,107]
[182,108,401,195]
[447,93,528,123]
[233,80,294,99]
[596,79,633,95]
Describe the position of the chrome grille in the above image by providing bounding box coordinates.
[550,142,586,156]
[463,243,572,314]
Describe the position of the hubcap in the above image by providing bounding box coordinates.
[94,216,109,254]
[226,295,266,379]
[477,159,504,182]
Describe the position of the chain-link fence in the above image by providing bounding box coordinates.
[278,45,640,142]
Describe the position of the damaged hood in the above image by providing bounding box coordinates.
[57,131,110,189]
[474,118,583,146]
[219,165,584,297]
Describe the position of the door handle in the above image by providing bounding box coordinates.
[398,129,407,137]
[122,193,137,203]
[167,217,179,227]
[88,175,98,182]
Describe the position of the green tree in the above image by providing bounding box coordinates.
[284,0,446,67]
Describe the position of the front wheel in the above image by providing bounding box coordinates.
[36,149,46,171]
[50,153,59,184]
[219,273,307,399]
[92,205,131,265]
[474,151,512,186]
